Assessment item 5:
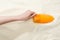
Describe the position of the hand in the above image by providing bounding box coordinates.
[16,10,36,21]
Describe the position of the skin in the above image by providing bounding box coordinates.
[0,10,36,25]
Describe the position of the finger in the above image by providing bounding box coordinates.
[25,10,35,16]
[25,14,36,21]
[26,10,34,14]
[30,13,36,18]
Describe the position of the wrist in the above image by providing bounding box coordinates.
[13,16,22,21]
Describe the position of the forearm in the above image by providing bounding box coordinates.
[0,16,17,25]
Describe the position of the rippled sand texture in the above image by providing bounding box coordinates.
[0,0,60,40]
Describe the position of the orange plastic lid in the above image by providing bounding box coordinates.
[33,14,54,24]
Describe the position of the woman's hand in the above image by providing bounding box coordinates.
[16,10,36,21]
